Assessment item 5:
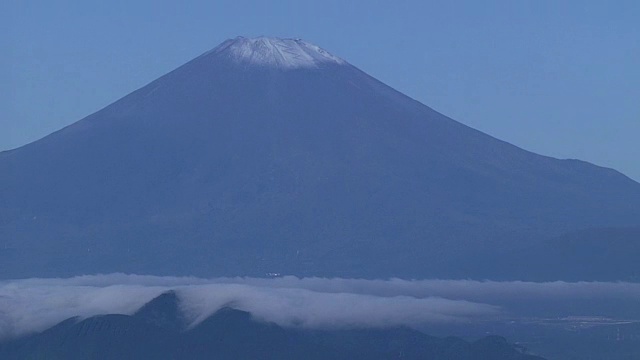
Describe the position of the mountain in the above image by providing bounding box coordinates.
[0,294,544,360]
[133,290,187,330]
[488,226,640,281]
[1,36,639,280]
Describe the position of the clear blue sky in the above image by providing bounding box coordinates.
[3,0,639,180]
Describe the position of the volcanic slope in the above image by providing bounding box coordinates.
[1,36,639,279]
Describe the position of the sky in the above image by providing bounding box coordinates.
[2,0,639,180]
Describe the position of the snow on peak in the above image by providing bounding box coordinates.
[210,36,346,69]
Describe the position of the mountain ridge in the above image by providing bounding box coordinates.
[1,36,639,280]
[0,293,544,360]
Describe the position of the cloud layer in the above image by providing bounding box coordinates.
[1,274,639,340]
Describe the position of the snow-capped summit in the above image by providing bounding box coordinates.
[208,36,346,69]
[2,35,640,281]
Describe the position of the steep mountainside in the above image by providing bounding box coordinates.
[1,36,639,279]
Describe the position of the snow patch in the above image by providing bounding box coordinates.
[209,36,346,69]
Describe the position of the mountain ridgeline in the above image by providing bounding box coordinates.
[1,37,639,280]
[0,291,543,360]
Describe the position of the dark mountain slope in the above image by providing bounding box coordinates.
[0,294,544,360]
[133,290,186,330]
[473,227,640,281]
[1,37,639,279]
[0,315,176,360]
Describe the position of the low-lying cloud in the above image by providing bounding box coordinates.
[1,274,639,340]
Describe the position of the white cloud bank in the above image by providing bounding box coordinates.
[1,274,639,340]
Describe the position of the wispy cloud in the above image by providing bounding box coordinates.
[1,274,639,340]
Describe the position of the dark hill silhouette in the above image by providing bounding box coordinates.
[0,293,544,359]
